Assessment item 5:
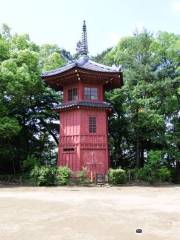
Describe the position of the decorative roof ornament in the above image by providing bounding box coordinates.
[76,20,88,56]
[41,20,123,84]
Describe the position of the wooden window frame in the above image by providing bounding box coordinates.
[84,87,98,100]
[89,116,96,133]
[68,88,78,101]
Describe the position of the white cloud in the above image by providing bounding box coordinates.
[171,1,180,13]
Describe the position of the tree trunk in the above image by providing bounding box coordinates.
[136,136,141,168]
[135,109,142,169]
[136,139,145,168]
[175,160,180,183]
[39,118,59,145]
[29,98,59,145]
[139,142,144,168]
[12,158,16,175]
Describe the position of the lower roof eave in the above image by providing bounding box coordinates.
[53,105,112,113]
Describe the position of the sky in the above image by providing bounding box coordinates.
[0,0,179,55]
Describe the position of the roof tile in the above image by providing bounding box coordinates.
[41,56,122,78]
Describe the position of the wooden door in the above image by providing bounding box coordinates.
[82,149,106,180]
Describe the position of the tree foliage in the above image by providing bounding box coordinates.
[0,24,66,174]
[95,30,180,181]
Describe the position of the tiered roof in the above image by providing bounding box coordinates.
[41,21,123,90]
[55,100,112,112]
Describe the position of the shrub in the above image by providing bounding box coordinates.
[137,166,158,184]
[76,168,89,185]
[30,166,56,186]
[23,154,40,172]
[55,167,71,185]
[136,151,171,184]
[108,168,127,184]
[126,168,139,181]
[147,150,162,168]
[137,150,161,184]
[158,167,171,182]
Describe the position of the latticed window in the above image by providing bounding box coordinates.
[84,87,98,100]
[89,117,96,133]
[68,88,77,101]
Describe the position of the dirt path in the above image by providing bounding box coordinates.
[0,185,180,240]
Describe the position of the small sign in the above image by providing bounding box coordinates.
[96,174,105,185]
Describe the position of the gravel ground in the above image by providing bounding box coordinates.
[0,185,180,240]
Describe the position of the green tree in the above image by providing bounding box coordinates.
[39,44,65,71]
[96,30,180,175]
[0,25,65,174]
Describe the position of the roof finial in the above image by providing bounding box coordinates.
[82,20,88,55]
[76,20,88,56]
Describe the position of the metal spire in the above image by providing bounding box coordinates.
[76,20,88,56]
[81,20,88,55]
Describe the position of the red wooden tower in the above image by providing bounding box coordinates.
[41,21,123,179]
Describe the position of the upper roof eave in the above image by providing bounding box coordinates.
[41,58,122,79]
[41,62,76,78]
